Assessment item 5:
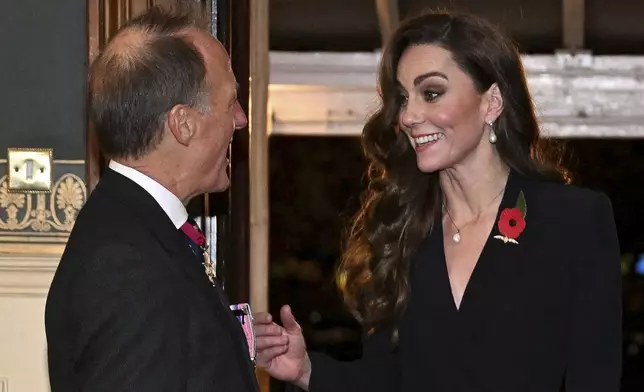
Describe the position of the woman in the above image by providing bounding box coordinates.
[254,10,622,392]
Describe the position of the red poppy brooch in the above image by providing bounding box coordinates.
[493,191,527,244]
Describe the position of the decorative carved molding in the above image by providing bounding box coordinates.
[0,169,87,254]
[0,254,59,297]
[269,51,644,138]
[0,174,87,235]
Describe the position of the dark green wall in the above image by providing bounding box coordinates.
[0,0,87,160]
[0,0,87,252]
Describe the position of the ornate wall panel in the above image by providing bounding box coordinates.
[1,0,89,255]
[0,161,87,254]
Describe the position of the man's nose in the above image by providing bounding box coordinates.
[233,102,248,130]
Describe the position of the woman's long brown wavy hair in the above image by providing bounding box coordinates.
[337,11,567,334]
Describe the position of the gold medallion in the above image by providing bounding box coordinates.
[201,245,216,286]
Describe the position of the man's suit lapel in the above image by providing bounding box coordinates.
[181,223,258,386]
[99,170,220,306]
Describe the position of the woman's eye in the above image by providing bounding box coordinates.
[424,90,441,102]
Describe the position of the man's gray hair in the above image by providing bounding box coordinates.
[89,4,212,159]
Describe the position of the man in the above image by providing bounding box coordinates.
[45,5,257,392]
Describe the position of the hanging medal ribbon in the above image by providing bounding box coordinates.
[180,221,206,246]
[180,221,216,285]
[230,303,257,364]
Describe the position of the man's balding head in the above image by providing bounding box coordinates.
[89,5,211,159]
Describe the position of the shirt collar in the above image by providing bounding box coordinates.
[108,160,188,229]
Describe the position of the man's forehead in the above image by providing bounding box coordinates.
[181,29,236,90]
[183,28,226,57]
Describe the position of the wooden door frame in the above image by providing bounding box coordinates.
[86,0,102,192]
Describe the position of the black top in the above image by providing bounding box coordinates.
[309,170,622,392]
[45,169,259,392]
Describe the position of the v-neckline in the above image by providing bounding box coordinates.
[438,170,518,314]
[439,220,494,314]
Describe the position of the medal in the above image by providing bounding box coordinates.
[201,244,216,286]
[230,303,256,363]
[180,220,216,285]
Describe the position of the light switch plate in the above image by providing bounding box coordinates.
[7,148,53,193]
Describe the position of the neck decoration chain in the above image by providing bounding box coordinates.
[444,186,505,244]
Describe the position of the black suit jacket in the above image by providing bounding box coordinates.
[309,170,622,392]
[45,169,259,392]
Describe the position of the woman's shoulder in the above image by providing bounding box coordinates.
[524,176,613,219]
[521,176,618,254]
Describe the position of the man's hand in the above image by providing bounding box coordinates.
[254,305,311,390]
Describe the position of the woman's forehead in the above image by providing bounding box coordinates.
[397,45,457,85]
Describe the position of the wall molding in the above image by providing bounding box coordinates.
[269,51,644,138]
[0,254,60,297]
[0,161,87,253]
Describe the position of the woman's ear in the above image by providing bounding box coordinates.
[484,83,504,123]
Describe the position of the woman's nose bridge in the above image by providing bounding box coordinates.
[401,97,423,125]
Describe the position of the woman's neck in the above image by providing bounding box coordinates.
[439,154,510,222]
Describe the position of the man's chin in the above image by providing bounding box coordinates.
[208,176,230,194]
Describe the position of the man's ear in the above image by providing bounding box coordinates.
[484,83,504,123]
[166,104,197,146]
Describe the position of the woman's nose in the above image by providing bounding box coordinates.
[400,103,424,129]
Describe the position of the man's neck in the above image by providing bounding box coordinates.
[114,157,191,204]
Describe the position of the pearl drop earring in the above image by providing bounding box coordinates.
[487,120,497,144]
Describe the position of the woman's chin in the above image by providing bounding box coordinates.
[416,157,445,174]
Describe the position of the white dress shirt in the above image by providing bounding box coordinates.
[108,160,188,229]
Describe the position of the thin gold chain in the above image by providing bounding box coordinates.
[444,186,506,238]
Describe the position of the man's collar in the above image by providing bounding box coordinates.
[108,160,188,229]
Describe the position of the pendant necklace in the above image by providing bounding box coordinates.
[444,186,505,244]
